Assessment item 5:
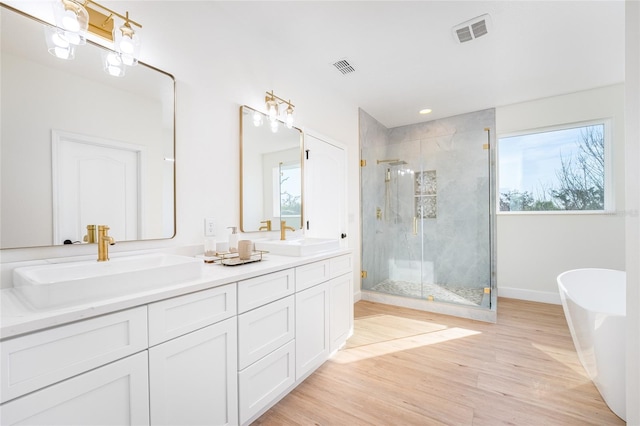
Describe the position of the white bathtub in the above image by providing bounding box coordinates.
[557,268,626,421]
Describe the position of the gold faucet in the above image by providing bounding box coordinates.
[83,224,96,243]
[280,220,295,241]
[97,225,116,262]
[259,220,272,231]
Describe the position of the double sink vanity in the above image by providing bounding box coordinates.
[0,244,353,425]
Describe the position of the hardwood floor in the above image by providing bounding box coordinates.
[253,298,624,425]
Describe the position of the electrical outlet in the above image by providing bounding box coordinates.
[204,218,215,236]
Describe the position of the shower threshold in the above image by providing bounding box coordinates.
[369,279,489,307]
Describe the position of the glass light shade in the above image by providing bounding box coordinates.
[103,51,126,77]
[285,107,294,129]
[44,26,75,60]
[53,0,88,45]
[115,21,141,67]
[267,101,278,122]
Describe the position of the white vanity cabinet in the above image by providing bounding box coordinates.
[148,284,238,426]
[237,270,296,425]
[0,307,150,426]
[0,250,353,426]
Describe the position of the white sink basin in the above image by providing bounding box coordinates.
[13,254,202,309]
[254,238,340,257]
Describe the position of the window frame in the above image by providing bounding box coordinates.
[496,118,614,215]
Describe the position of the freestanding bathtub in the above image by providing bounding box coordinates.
[557,268,626,421]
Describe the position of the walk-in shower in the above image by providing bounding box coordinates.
[360,108,497,322]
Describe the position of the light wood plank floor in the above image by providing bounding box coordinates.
[254,298,624,425]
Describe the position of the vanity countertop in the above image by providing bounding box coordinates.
[0,248,352,340]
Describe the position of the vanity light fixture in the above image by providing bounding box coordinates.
[264,91,295,132]
[46,0,142,76]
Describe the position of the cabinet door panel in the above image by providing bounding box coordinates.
[330,275,353,352]
[238,295,294,370]
[0,351,149,426]
[295,282,329,380]
[149,317,238,426]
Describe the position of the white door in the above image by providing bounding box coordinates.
[52,131,141,244]
[304,133,347,242]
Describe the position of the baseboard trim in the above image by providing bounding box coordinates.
[498,287,561,305]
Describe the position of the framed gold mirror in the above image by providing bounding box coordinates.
[240,105,303,233]
[0,4,176,249]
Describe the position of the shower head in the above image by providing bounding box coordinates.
[377,159,407,166]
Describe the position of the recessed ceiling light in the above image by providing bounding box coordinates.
[419,109,432,115]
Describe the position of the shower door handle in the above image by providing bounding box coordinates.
[413,216,418,235]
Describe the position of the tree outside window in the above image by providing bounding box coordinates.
[498,122,610,212]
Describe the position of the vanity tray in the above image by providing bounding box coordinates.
[207,250,268,266]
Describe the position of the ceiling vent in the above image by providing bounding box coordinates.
[332,58,356,75]
[453,14,492,43]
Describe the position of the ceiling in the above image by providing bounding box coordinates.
[9,1,625,129]
[209,1,626,128]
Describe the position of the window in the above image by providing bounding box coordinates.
[498,120,611,213]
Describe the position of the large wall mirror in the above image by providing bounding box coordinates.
[240,105,303,233]
[0,4,176,249]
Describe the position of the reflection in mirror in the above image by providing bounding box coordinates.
[0,5,176,249]
[240,105,303,233]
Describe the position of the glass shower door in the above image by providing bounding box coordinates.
[361,126,493,310]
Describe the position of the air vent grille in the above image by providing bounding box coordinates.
[471,20,488,38]
[453,14,492,43]
[456,27,473,43]
[332,59,356,75]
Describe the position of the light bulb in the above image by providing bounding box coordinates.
[52,0,88,45]
[119,35,135,54]
[61,10,80,32]
[285,106,294,128]
[270,120,279,133]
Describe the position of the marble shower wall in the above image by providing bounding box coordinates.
[360,108,496,292]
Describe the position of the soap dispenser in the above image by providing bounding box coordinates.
[227,226,239,253]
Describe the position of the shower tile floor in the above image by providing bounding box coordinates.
[370,279,485,306]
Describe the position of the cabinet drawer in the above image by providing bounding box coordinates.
[238,295,294,370]
[330,254,353,278]
[238,340,295,425]
[295,260,330,292]
[1,306,147,403]
[1,351,149,426]
[237,269,294,314]
[148,284,237,346]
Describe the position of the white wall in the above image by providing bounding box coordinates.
[625,1,640,423]
[496,85,626,303]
